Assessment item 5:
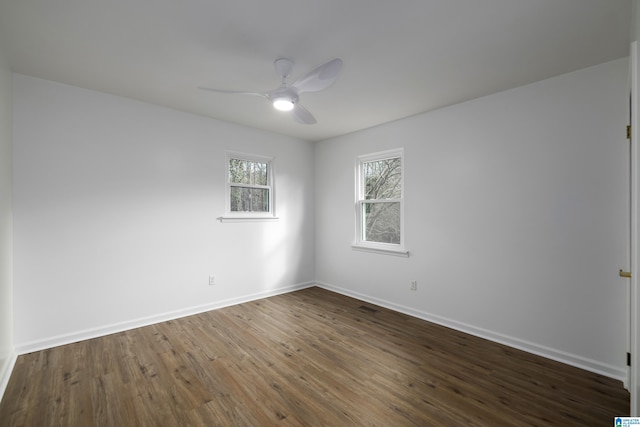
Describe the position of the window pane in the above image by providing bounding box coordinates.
[229,159,248,184]
[362,202,400,244]
[230,186,270,212]
[364,157,401,200]
[252,161,268,185]
[229,159,268,185]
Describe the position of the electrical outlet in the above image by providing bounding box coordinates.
[209,276,216,286]
[410,280,417,291]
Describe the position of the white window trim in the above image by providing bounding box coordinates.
[219,151,278,222]
[353,148,408,257]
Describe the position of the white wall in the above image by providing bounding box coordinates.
[12,75,315,350]
[315,58,630,380]
[0,34,15,397]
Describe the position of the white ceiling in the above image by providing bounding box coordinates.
[0,0,632,141]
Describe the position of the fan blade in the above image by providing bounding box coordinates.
[291,58,343,94]
[198,87,266,97]
[292,104,316,125]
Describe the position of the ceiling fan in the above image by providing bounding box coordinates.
[199,57,343,125]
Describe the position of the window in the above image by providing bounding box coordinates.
[354,148,408,256]
[222,152,276,221]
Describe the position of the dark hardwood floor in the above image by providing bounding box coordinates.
[0,287,630,426]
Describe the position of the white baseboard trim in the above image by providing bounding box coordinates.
[0,350,17,404]
[315,281,628,384]
[15,282,315,355]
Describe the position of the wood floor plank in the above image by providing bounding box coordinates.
[0,287,630,426]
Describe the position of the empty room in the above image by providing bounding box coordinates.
[1,1,640,425]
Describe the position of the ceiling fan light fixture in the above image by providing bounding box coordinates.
[272,97,295,111]
[199,57,343,125]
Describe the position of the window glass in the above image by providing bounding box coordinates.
[230,187,269,212]
[362,201,401,244]
[364,158,402,200]
[229,159,268,186]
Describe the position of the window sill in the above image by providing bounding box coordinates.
[218,216,279,223]
[351,244,410,257]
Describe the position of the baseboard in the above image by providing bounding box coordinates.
[0,350,17,404]
[315,281,628,383]
[15,282,315,355]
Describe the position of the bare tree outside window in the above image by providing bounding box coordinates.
[361,157,402,243]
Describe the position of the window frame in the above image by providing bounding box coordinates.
[220,151,278,222]
[353,148,408,257]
